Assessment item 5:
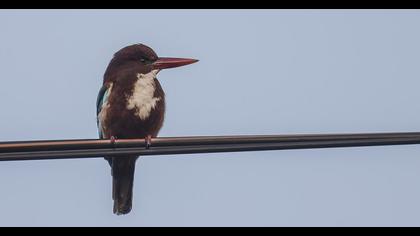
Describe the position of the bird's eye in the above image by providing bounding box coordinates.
[140,58,146,63]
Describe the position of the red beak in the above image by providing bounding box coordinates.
[152,57,199,70]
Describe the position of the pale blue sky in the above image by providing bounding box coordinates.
[1,9,420,226]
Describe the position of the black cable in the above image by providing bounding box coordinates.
[0,136,419,161]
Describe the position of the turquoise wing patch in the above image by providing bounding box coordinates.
[96,85,111,139]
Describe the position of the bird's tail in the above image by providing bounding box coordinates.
[111,156,138,215]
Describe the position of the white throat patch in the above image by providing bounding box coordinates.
[126,70,161,120]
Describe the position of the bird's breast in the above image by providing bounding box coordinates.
[126,71,163,121]
[99,70,165,138]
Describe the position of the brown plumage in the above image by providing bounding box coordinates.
[103,75,165,139]
[97,43,197,215]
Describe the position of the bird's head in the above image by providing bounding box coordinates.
[104,43,198,83]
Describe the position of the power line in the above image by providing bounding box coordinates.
[1,132,420,161]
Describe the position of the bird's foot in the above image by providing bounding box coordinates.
[110,136,117,146]
[145,135,152,149]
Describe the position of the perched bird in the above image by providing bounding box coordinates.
[96,43,198,215]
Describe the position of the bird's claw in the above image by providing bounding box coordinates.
[110,136,117,146]
[145,135,152,149]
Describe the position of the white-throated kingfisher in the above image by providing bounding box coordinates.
[96,43,198,215]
